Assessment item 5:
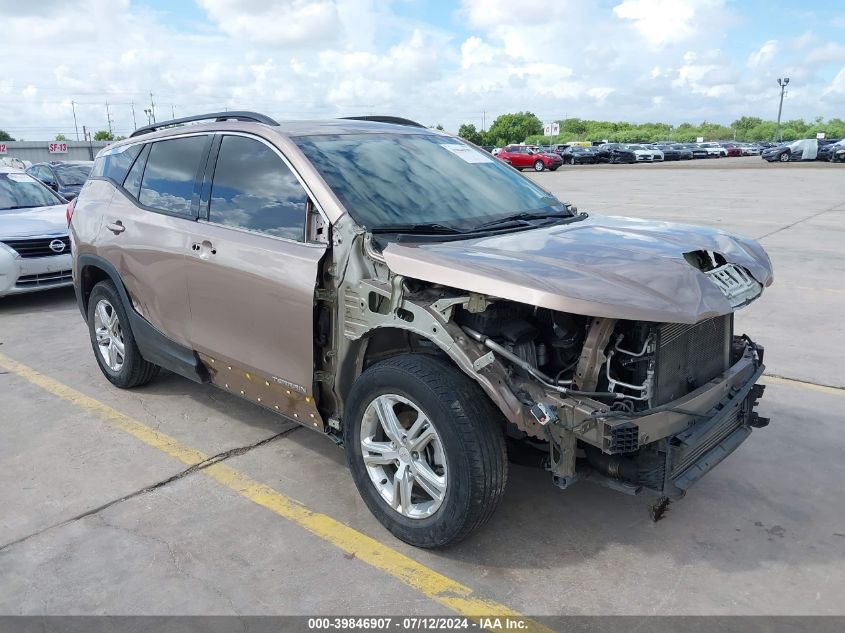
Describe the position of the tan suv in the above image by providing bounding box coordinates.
[71,112,774,547]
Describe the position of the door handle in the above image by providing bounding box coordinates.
[106,221,125,234]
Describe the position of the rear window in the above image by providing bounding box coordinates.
[53,163,93,186]
[139,136,208,216]
[91,146,141,185]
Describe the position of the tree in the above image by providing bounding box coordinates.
[457,123,483,145]
[0,129,14,141]
[55,134,67,141]
[485,112,543,145]
[93,130,114,141]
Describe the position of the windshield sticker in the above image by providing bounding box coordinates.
[6,173,35,182]
[440,143,493,164]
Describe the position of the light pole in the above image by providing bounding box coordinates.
[144,109,152,125]
[775,77,789,142]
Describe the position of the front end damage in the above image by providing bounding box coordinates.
[324,215,772,499]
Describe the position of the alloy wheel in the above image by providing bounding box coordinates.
[94,299,125,371]
[360,394,448,519]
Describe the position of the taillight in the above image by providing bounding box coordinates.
[66,199,76,226]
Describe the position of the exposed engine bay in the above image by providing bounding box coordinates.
[325,216,772,500]
[446,296,767,496]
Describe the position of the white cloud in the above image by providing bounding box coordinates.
[612,0,731,48]
[748,40,777,68]
[824,67,845,95]
[0,0,842,139]
[196,0,342,47]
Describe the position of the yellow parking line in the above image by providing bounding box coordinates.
[762,374,844,397]
[0,351,551,632]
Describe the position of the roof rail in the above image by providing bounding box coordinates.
[130,111,279,138]
[341,115,426,128]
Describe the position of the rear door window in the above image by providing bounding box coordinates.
[208,135,307,241]
[91,145,142,185]
[122,144,150,199]
[139,136,208,216]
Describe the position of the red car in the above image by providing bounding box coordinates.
[721,143,743,157]
[496,145,562,171]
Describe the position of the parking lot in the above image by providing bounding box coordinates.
[1,159,843,619]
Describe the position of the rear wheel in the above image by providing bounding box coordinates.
[87,281,159,388]
[533,159,545,171]
[344,354,507,548]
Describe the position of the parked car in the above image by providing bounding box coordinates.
[679,144,711,159]
[654,145,689,161]
[647,146,665,161]
[816,139,843,161]
[594,143,637,163]
[761,139,820,162]
[560,145,597,165]
[0,167,73,297]
[624,145,654,162]
[720,143,743,157]
[26,161,93,200]
[497,145,562,171]
[71,111,774,547]
[1,156,31,170]
[698,143,726,158]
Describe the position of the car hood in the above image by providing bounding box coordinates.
[0,204,68,239]
[631,149,651,156]
[382,214,774,324]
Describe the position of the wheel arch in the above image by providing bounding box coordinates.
[334,323,524,435]
[74,253,209,383]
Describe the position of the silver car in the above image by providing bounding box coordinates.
[0,167,73,297]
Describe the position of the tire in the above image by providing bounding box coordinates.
[779,152,790,162]
[569,157,576,165]
[344,354,507,548]
[87,280,159,389]
[533,159,545,172]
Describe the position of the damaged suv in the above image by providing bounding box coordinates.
[71,112,773,547]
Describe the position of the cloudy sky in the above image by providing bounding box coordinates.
[1,0,844,139]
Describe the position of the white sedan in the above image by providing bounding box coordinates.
[0,168,73,297]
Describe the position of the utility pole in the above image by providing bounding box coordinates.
[775,77,790,142]
[105,102,113,135]
[149,92,156,122]
[144,109,152,125]
[130,101,137,130]
[482,110,486,131]
[171,104,176,119]
[71,100,79,141]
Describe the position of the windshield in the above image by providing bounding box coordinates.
[0,173,63,210]
[53,163,92,186]
[626,145,645,150]
[294,133,569,231]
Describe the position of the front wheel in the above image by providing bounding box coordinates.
[344,354,507,548]
[533,159,545,171]
[779,152,790,162]
[569,157,576,165]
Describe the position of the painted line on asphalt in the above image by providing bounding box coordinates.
[762,374,844,396]
[0,351,551,632]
